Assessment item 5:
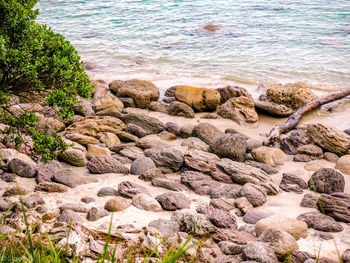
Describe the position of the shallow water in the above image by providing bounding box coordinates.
[36,0,350,90]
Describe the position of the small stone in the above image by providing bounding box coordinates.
[0,173,14,182]
[169,101,195,118]
[34,182,69,193]
[240,183,267,207]
[138,168,165,181]
[335,155,350,175]
[132,193,162,212]
[218,241,245,255]
[152,178,187,191]
[58,209,83,223]
[130,157,156,175]
[209,198,236,211]
[87,207,109,221]
[243,241,279,263]
[8,158,37,178]
[280,129,311,155]
[97,187,117,197]
[148,219,180,237]
[81,197,95,204]
[165,122,181,136]
[297,212,343,232]
[2,186,28,197]
[197,206,238,229]
[23,194,45,209]
[300,193,318,208]
[308,168,345,194]
[180,123,196,138]
[104,197,131,212]
[159,131,176,141]
[243,210,270,224]
[59,204,89,213]
[323,152,339,163]
[156,192,190,210]
[235,197,254,214]
[118,181,148,198]
[119,146,144,160]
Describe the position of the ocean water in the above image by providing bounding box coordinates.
[36,0,350,91]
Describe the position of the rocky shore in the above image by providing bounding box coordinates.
[1,79,350,262]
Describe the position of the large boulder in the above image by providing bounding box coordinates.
[318,192,350,223]
[266,82,317,109]
[335,155,350,174]
[118,181,148,199]
[297,212,343,232]
[87,156,129,174]
[144,148,183,173]
[59,141,87,167]
[210,133,247,162]
[193,122,224,145]
[7,158,37,178]
[65,116,126,138]
[92,93,124,112]
[120,113,165,135]
[308,168,345,194]
[307,123,350,155]
[240,183,267,207]
[181,170,218,195]
[280,129,312,155]
[184,150,220,173]
[243,241,279,263]
[251,146,288,167]
[117,79,159,108]
[218,97,259,127]
[174,85,220,112]
[130,157,156,175]
[255,99,294,117]
[168,101,195,118]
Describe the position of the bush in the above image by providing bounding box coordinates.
[0,0,92,162]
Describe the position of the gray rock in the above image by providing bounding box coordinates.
[209,184,242,199]
[118,181,148,198]
[297,212,343,232]
[97,187,117,197]
[243,241,279,263]
[209,198,236,211]
[240,183,267,207]
[148,219,180,237]
[244,160,279,175]
[181,137,210,152]
[210,165,233,184]
[148,101,169,113]
[7,158,37,178]
[297,144,323,158]
[23,194,45,209]
[130,157,156,175]
[180,123,196,138]
[144,148,183,173]
[243,210,271,224]
[135,136,170,149]
[104,197,131,212]
[210,134,247,162]
[156,192,190,210]
[280,173,307,194]
[165,122,181,136]
[0,173,14,182]
[112,154,133,164]
[184,150,220,173]
[138,168,165,181]
[58,209,83,223]
[280,129,311,155]
[255,99,294,117]
[0,197,13,212]
[181,170,218,195]
[152,178,187,191]
[59,204,89,213]
[193,122,224,144]
[87,207,110,221]
[132,193,162,212]
[218,241,246,255]
[53,170,97,188]
[126,123,148,138]
[300,193,318,208]
[119,146,144,160]
[36,160,62,183]
[308,168,345,194]
[34,182,69,193]
[197,206,238,229]
[168,101,195,118]
[121,113,165,134]
[87,156,129,174]
[323,152,339,162]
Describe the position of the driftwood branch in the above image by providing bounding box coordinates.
[264,87,350,145]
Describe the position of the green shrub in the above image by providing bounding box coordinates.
[0,0,92,162]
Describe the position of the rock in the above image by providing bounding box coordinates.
[53,170,97,188]
[193,122,224,144]
[86,144,111,159]
[126,123,148,138]
[266,82,317,109]
[23,194,45,209]
[304,159,331,171]
[243,210,270,224]
[165,122,181,136]
[203,24,219,31]
[209,184,242,199]
[148,101,169,113]
[118,97,135,108]
[297,144,323,158]
[184,150,220,173]
[81,197,95,204]
[87,207,109,221]
[97,187,117,197]
[324,152,339,162]
[181,137,209,152]
[210,165,233,184]
[7,158,37,178]
[36,160,62,183]
[152,178,187,191]
[0,197,13,212]
[158,131,176,141]
[135,136,170,149]
[318,192,350,223]
[243,241,279,263]
[258,228,299,258]
[168,101,195,118]
[279,173,307,194]
[87,156,129,174]
[308,168,345,194]
[216,158,270,185]
[181,171,218,195]
[171,209,215,236]
[251,146,288,167]
[218,241,245,255]
[148,219,180,237]
[235,197,254,214]
[164,86,176,97]
[91,80,108,100]
[75,97,94,116]
[174,85,221,112]
[246,138,263,153]
[59,204,89,213]
[138,168,165,181]
[210,133,247,161]
[109,79,123,94]
[0,173,14,182]
[197,206,238,229]
[300,193,318,208]
[59,148,87,167]
[117,79,159,108]
[104,197,131,212]
[255,216,308,240]
[3,186,28,197]
[210,198,236,211]
[255,99,294,117]
[213,228,257,245]
[34,182,69,193]
[132,194,162,212]
[130,157,156,175]
[218,97,259,127]
[58,209,83,223]
[156,192,190,210]
[118,181,148,199]
[217,85,253,104]
[99,132,120,148]
[0,149,35,170]
[290,251,315,263]
[240,183,267,207]
[307,123,350,155]
[335,155,350,174]
[116,131,139,142]
[92,93,124,112]
[342,249,350,263]
[180,123,196,138]
[244,160,279,175]
[297,212,343,232]
[144,148,183,173]
[65,116,126,138]
[280,129,312,155]
[119,146,144,160]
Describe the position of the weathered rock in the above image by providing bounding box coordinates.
[0,149,35,170]
[87,156,129,174]
[130,157,156,175]
[297,144,323,158]
[300,193,318,208]
[235,197,254,214]
[138,168,165,181]
[307,123,350,155]
[165,122,181,136]
[109,79,123,94]
[118,181,148,199]
[184,150,220,173]
[81,197,95,204]
[135,136,170,149]
[210,198,236,211]
[92,93,124,112]
[217,86,253,104]
[335,155,350,174]
[324,152,339,163]
[213,228,257,245]
[181,137,209,152]
[119,146,144,160]
[59,204,89,213]
[318,192,350,223]
[209,184,242,199]
[258,228,299,258]
[59,140,87,167]
[193,122,224,144]
[174,85,221,112]
[181,171,218,195]
[243,210,270,224]
[34,182,69,193]
[3,186,28,197]
[156,192,190,210]
[148,101,169,113]
[218,241,245,255]
[168,101,195,118]
[255,99,294,117]
[251,146,288,167]
[86,144,111,159]
[7,158,37,178]
[210,165,233,184]
[180,123,196,138]
[297,212,343,232]
[57,209,83,223]
[132,193,162,212]
[116,131,139,142]
[23,194,45,209]
[97,187,117,197]
[171,209,216,236]
[0,197,13,212]
[240,183,267,207]
[144,148,183,173]
[218,97,259,127]
[148,219,180,237]
[164,86,176,97]
[75,96,95,116]
[0,173,14,182]
[87,207,109,221]
[152,178,187,191]
[117,79,159,108]
[158,131,176,141]
[126,123,148,138]
[342,249,350,263]
[120,113,165,135]
[308,168,345,194]
[210,133,247,161]
[280,173,308,194]
[243,241,279,263]
[99,132,120,148]
[197,206,238,229]
[244,160,279,175]
[53,170,97,188]
[255,216,308,240]
[104,197,131,212]
[266,82,317,109]
[280,129,312,155]
[216,158,270,185]
[290,251,315,263]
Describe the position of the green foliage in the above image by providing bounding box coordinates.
[0,0,92,162]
